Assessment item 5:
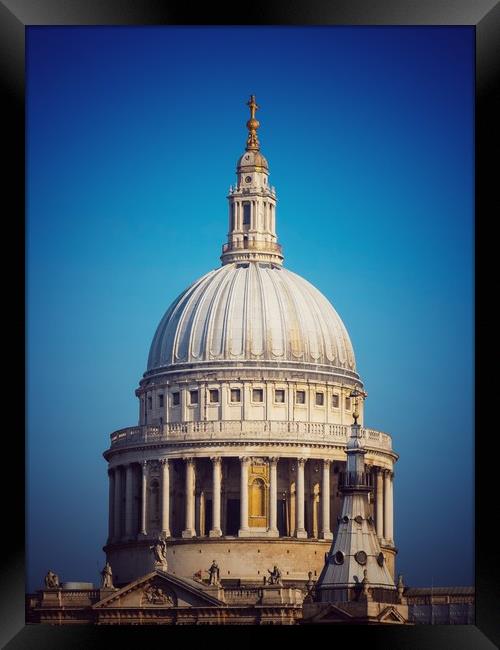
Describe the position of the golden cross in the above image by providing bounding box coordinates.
[247,95,259,120]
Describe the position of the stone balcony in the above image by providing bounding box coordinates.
[109,421,392,451]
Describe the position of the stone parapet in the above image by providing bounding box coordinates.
[109,421,392,451]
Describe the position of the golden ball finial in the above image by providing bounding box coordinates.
[245,95,261,151]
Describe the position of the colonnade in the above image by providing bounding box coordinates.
[107,457,394,545]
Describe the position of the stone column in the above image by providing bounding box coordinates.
[269,457,279,536]
[108,468,115,543]
[238,456,250,535]
[296,458,307,538]
[182,457,196,538]
[125,463,135,539]
[160,459,171,538]
[209,457,222,537]
[320,459,333,540]
[384,470,394,544]
[140,461,148,536]
[199,491,206,536]
[113,466,122,541]
[376,467,384,541]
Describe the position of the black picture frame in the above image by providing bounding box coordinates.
[2,0,497,646]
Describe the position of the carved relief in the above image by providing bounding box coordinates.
[141,584,175,607]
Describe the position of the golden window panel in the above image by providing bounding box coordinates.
[248,459,269,528]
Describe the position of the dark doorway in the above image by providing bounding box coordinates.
[277,498,287,536]
[205,499,213,536]
[226,499,240,536]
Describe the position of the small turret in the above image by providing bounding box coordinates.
[314,388,396,602]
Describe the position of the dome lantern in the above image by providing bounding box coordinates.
[221,95,284,266]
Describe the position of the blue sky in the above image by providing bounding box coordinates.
[27,26,474,592]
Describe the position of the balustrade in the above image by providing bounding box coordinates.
[109,421,392,450]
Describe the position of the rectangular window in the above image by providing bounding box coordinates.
[189,390,199,405]
[147,396,152,409]
[243,201,251,226]
[230,388,241,403]
[252,388,264,402]
[315,392,324,406]
[159,394,164,408]
[209,389,219,403]
[332,393,339,408]
[295,390,306,404]
[275,389,285,403]
[345,397,351,410]
[172,392,180,406]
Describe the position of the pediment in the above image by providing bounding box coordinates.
[93,571,223,609]
[309,604,354,623]
[377,606,407,624]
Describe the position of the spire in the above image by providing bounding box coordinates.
[220,97,284,267]
[245,95,260,151]
[314,389,396,602]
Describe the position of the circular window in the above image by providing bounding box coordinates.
[354,551,367,565]
[342,515,349,524]
[377,552,385,567]
[354,515,363,525]
[245,176,252,183]
[334,551,345,565]
[245,154,250,160]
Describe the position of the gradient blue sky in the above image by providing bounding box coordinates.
[26,26,474,592]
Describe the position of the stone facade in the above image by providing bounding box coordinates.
[26,573,474,626]
[27,570,305,626]
[103,444,397,586]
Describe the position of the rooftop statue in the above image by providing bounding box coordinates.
[267,565,283,586]
[44,570,60,589]
[150,538,168,568]
[101,561,114,589]
[208,560,221,586]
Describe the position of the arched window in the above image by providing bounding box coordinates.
[250,478,265,517]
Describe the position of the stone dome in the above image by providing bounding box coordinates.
[146,261,357,375]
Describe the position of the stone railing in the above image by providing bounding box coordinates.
[109,421,392,451]
[223,587,263,604]
[40,589,101,606]
[222,240,282,254]
[222,586,303,606]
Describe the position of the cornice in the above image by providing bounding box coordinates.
[104,439,398,464]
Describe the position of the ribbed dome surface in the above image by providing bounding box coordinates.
[147,262,356,373]
[237,150,269,170]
